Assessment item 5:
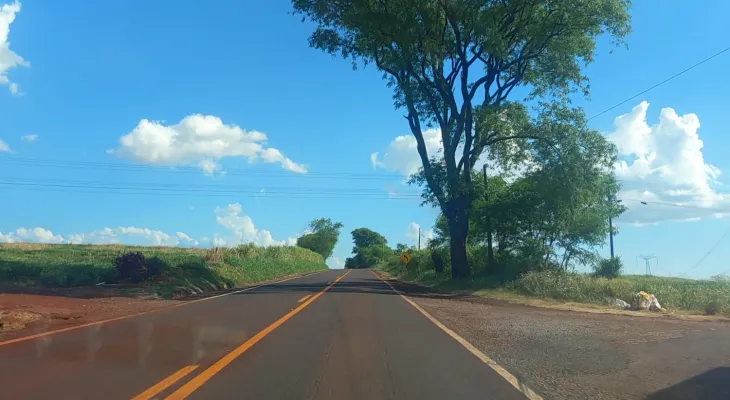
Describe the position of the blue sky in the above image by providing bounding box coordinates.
[1,1,729,278]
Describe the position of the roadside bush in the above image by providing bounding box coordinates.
[147,256,169,278]
[593,257,623,279]
[431,250,445,273]
[113,251,149,283]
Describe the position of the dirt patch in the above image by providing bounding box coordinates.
[0,292,179,342]
[0,310,42,332]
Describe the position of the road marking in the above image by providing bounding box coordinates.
[162,270,351,400]
[0,270,329,347]
[372,270,544,400]
[297,294,312,303]
[130,365,199,400]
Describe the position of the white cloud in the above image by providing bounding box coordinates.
[110,114,307,175]
[0,1,29,95]
[0,226,200,247]
[21,133,37,142]
[15,227,65,243]
[370,127,513,180]
[327,256,345,269]
[176,231,199,246]
[260,148,307,174]
[371,128,443,176]
[609,102,730,224]
[406,222,433,248]
[213,202,296,247]
[0,138,10,152]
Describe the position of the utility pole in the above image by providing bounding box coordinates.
[609,214,614,259]
[608,195,623,259]
[638,255,657,275]
[418,227,421,251]
[483,165,495,268]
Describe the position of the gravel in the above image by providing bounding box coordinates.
[401,289,730,400]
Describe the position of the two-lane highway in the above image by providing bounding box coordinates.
[0,269,536,399]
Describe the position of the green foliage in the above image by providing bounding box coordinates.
[350,228,388,252]
[593,257,623,279]
[508,270,730,316]
[419,104,625,277]
[296,218,344,260]
[377,251,730,317]
[0,243,327,297]
[294,0,631,278]
[346,228,391,268]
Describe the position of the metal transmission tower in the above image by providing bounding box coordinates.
[637,255,658,276]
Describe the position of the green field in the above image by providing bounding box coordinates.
[0,243,328,297]
[377,249,730,317]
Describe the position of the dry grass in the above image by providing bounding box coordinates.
[0,311,43,332]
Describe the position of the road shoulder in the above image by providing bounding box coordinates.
[376,271,730,400]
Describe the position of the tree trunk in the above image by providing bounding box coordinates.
[448,203,470,279]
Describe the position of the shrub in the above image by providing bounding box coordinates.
[113,251,149,283]
[432,250,445,273]
[147,256,168,278]
[593,257,623,279]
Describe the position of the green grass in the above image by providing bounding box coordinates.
[0,243,328,297]
[377,250,730,317]
[508,270,730,316]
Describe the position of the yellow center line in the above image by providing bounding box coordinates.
[297,294,313,303]
[130,365,199,400]
[159,270,351,400]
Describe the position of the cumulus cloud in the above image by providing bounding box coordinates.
[609,102,730,224]
[21,134,37,142]
[0,1,29,95]
[176,231,199,246]
[370,127,513,180]
[406,222,433,247]
[213,202,297,247]
[110,114,307,175]
[0,138,10,152]
[15,227,65,243]
[371,128,443,176]
[0,226,200,247]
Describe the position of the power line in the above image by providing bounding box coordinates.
[622,198,728,212]
[0,177,421,195]
[0,157,407,181]
[0,182,423,200]
[680,225,730,277]
[588,46,730,121]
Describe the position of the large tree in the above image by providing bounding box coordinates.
[296,218,344,259]
[425,104,626,271]
[346,228,390,268]
[292,0,631,278]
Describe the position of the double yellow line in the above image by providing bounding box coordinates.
[131,270,351,400]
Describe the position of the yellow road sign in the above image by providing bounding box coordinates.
[400,253,413,264]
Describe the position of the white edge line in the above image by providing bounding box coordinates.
[0,269,330,347]
[372,270,544,400]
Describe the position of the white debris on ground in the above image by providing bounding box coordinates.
[611,298,632,310]
[633,291,663,312]
[608,292,664,312]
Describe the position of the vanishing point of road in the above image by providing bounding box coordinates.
[0,269,538,400]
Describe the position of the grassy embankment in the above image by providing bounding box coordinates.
[377,250,730,317]
[0,243,328,297]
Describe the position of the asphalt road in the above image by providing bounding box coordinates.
[0,269,531,400]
